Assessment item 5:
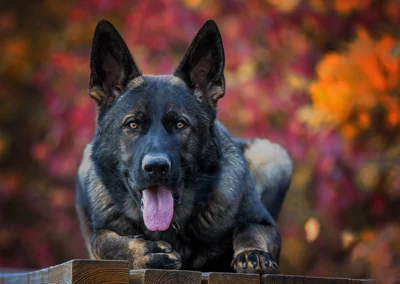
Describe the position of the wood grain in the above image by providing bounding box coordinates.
[262,275,377,284]
[130,269,201,284]
[1,260,392,284]
[48,259,129,284]
[201,272,260,284]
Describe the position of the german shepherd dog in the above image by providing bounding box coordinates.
[75,19,293,274]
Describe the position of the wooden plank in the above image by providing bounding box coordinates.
[0,269,33,273]
[48,259,129,284]
[2,263,392,284]
[262,275,376,284]
[201,272,260,284]
[27,268,49,284]
[1,273,28,284]
[130,269,201,284]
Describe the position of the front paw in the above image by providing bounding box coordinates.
[129,237,181,270]
[232,249,279,274]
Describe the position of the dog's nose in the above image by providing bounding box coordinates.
[142,154,171,178]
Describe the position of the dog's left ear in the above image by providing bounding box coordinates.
[174,20,225,110]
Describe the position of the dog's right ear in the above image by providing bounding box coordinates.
[89,20,142,108]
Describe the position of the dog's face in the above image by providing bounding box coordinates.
[89,20,225,231]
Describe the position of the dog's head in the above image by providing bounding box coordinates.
[89,20,225,231]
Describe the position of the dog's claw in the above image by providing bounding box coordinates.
[233,249,279,274]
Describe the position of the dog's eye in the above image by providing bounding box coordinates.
[176,121,186,129]
[128,121,138,130]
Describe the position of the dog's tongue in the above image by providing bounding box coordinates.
[142,186,174,231]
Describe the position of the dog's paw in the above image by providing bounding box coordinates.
[129,237,182,270]
[232,249,279,274]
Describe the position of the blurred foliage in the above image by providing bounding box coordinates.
[304,29,400,138]
[0,0,399,279]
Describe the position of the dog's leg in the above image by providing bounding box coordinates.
[231,223,280,274]
[91,230,182,270]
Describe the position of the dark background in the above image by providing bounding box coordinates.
[0,0,399,280]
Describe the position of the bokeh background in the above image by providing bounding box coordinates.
[0,0,399,279]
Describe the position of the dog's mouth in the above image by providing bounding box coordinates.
[126,174,182,232]
[136,188,182,208]
[140,186,174,231]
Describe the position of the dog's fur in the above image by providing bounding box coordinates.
[75,19,293,273]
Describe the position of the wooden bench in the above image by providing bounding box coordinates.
[0,260,381,283]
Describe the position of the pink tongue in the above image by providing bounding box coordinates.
[142,186,174,231]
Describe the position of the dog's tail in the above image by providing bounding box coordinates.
[235,138,293,220]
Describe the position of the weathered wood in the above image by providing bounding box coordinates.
[201,272,260,284]
[130,269,201,284]
[1,272,28,284]
[0,268,33,284]
[262,275,377,284]
[48,260,129,284]
[0,269,33,273]
[27,268,49,284]
[1,260,393,284]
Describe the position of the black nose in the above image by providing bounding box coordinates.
[142,154,171,178]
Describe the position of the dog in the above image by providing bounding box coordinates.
[75,19,293,274]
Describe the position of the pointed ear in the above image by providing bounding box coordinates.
[89,20,142,108]
[174,20,225,110]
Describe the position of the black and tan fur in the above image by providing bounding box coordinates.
[75,19,293,274]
